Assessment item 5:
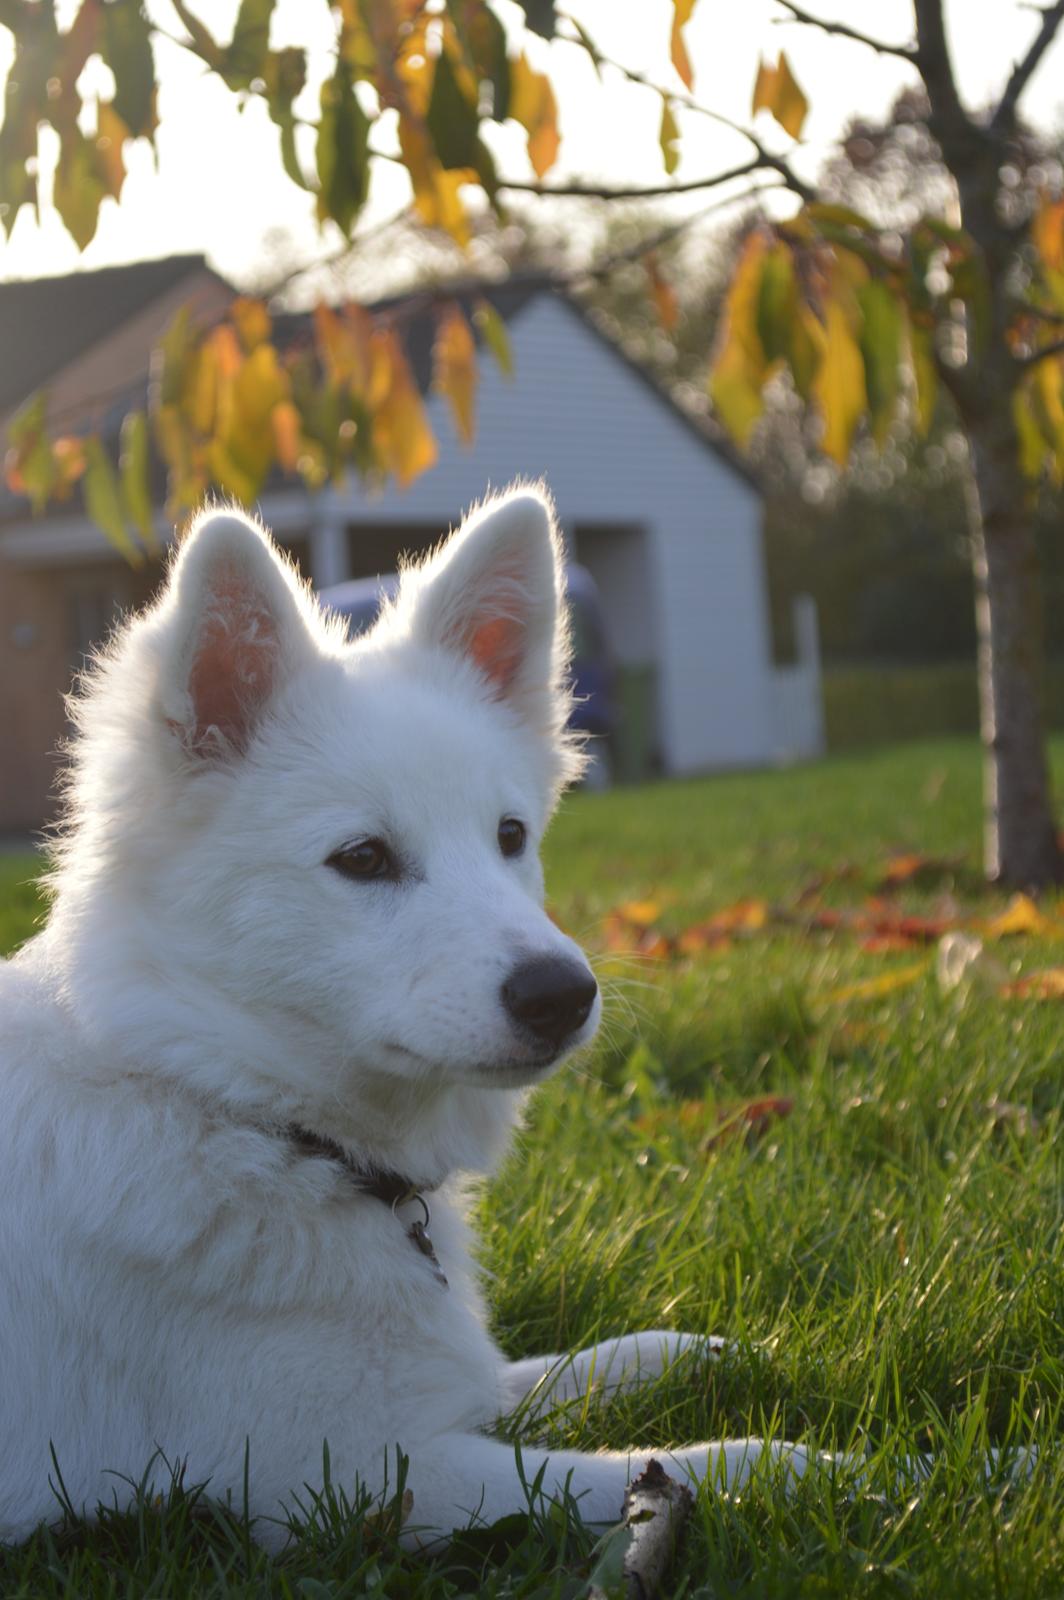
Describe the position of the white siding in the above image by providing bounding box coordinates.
[268,295,776,774]
[2,292,793,777]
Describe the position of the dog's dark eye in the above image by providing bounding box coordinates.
[327,838,398,882]
[498,817,526,858]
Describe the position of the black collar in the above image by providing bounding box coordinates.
[285,1123,437,1205]
[285,1123,449,1288]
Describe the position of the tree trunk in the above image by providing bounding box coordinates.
[964,416,1062,888]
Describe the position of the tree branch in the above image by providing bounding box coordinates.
[494,157,765,201]
[991,0,1064,131]
[1015,335,1064,368]
[912,0,978,152]
[771,2,916,62]
[555,12,814,205]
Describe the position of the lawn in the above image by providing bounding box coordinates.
[1,738,1062,1597]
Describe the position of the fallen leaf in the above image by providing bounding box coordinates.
[982,893,1060,940]
[822,961,928,1005]
[618,899,663,927]
[877,851,963,890]
[1000,966,1064,999]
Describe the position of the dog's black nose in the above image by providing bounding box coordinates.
[502,957,598,1047]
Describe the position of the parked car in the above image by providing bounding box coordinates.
[319,563,617,785]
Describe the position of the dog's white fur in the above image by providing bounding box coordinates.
[0,486,812,1548]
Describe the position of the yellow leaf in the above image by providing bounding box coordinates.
[813,292,867,464]
[509,53,560,178]
[1032,194,1064,274]
[659,98,679,177]
[752,51,808,140]
[395,13,433,118]
[617,900,662,927]
[822,961,928,1005]
[981,893,1060,940]
[1013,384,1048,479]
[231,297,272,353]
[398,114,474,246]
[432,303,477,445]
[314,302,375,393]
[94,101,128,200]
[473,299,513,378]
[670,0,697,90]
[371,330,438,487]
[708,230,769,444]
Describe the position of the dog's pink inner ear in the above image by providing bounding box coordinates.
[186,568,278,754]
[466,612,525,695]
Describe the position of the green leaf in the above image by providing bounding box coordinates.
[585,1521,634,1594]
[567,15,602,79]
[756,243,797,365]
[427,46,480,171]
[1013,385,1048,479]
[169,1,222,69]
[516,0,556,39]
[857,278,902,444]
[157,306,192,407]
[0,1,58,232]
[6,392,55,512]
[53,125,106,250]
[264,47,307,188]
[659,98,679,176]
[446,1,510,121]
[473,298,513,377]
[950,250,991,357]
[102,0,155,138]
[84,437,142,564]
[907,316,938,436]
[224,0,274,90]
[316,61,370,235]
[119,410,158,553]
[805,202,875,233]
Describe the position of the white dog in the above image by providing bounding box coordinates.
[0,486,820,1548]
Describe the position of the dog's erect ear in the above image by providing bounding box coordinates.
[399,488,567,732]
[157,508,319,759]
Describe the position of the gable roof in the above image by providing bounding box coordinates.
[0,258,755,523]
[0,254,216,412]
[275,276,755,487]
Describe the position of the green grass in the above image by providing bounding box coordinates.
[2,739,1063,1597]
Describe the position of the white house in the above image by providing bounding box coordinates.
[0,260,822,830]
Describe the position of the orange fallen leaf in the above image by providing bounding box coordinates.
[861,933,922,953]
[618,899,663,927]
[675,925,731,955]
[1000,966,1064,999]
[712,897,769,932]
[877,852,962,890]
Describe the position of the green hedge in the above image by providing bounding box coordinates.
[824,660,1064,750]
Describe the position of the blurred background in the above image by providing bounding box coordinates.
[3,0,1064,869]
